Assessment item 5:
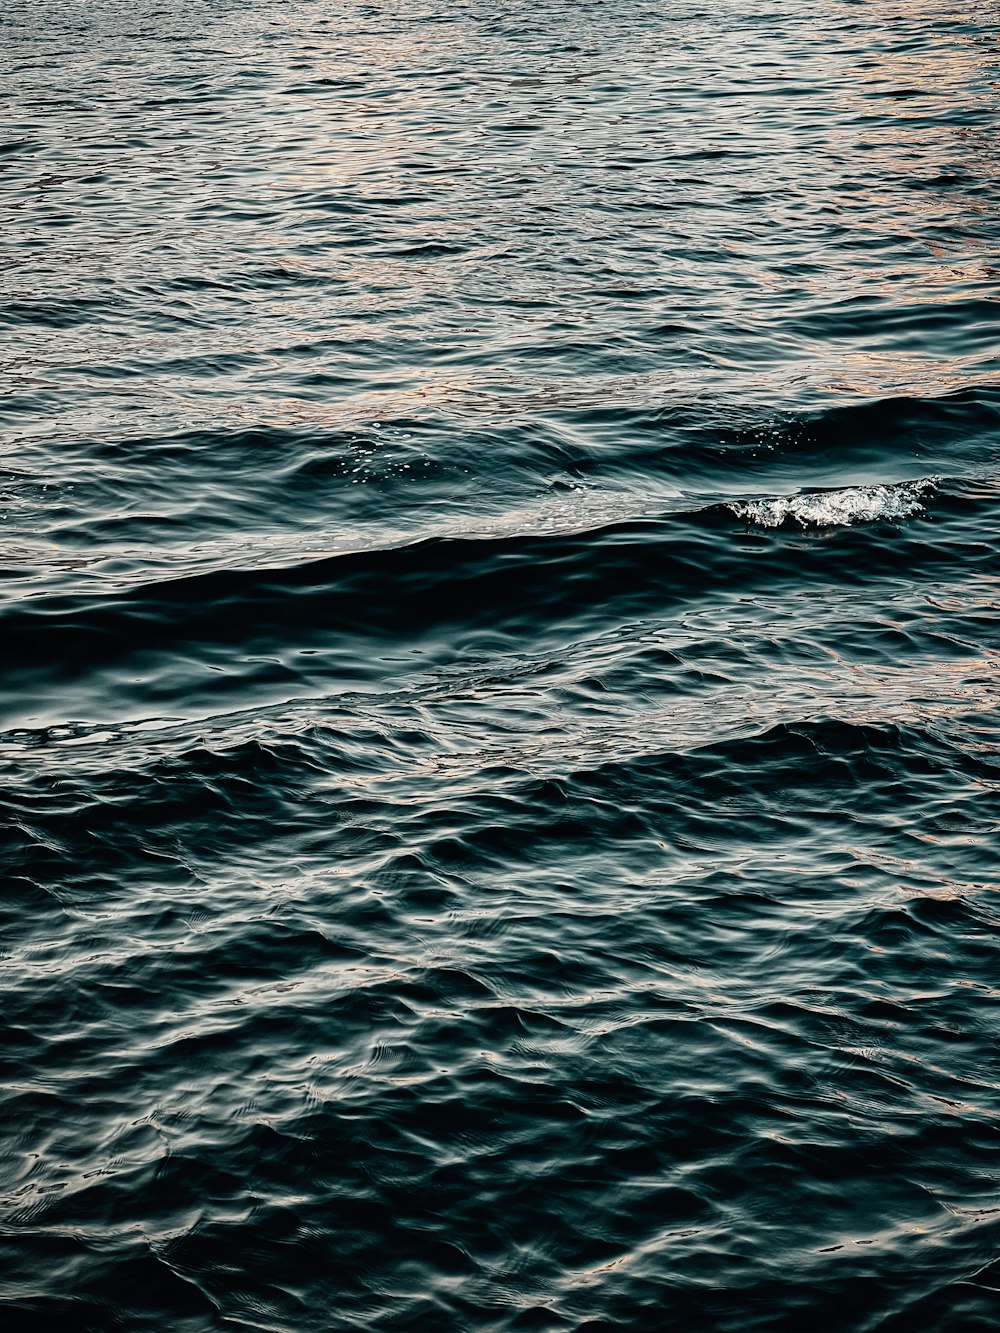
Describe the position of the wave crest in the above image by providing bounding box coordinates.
[728,479,937,529]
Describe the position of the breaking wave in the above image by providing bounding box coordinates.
[728,479,938,529]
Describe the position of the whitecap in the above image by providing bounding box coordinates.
[728,478,937,529]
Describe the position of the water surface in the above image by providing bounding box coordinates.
[2,2,1000,1328]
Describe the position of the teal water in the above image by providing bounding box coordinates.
[2,2,1000,1328]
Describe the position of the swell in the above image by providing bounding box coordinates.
[3,386,997,605]
[0,479,987,671]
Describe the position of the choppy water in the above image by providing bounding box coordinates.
[3,1,1000,1328]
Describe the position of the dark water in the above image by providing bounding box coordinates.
[3,0,1000,1327]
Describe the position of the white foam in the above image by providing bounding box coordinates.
[728,478,937,529]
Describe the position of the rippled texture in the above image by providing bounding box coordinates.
[3,1,1000,1328]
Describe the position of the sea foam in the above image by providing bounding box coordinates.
[728,479,937,529]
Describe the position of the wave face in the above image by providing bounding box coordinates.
[3,2,1000,1330]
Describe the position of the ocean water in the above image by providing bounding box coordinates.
[2,0,1000,1328]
